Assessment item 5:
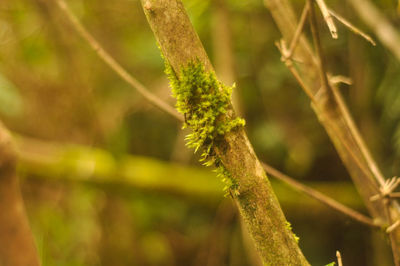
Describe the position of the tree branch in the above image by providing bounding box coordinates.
[140,0,309,264]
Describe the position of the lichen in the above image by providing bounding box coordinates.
[165,59,245,196]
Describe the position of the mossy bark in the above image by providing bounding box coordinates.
[140,0,309,265]
[0,123,40,266]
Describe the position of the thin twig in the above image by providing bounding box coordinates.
[348,0,400,61]
[262,163,378,228]
[336,251,343,266]
[317,107,380,191]
[328,9,376,46]
[315,0,338,39]
[387,220,400,233]
[307,0,333,96]
[54,0,183,122]
[275,40,318,104]
[330,86,386,187]
[384,198,400,266]
[286,2,310,59]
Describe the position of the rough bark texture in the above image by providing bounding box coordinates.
[0,122,40,266]
[141,0,309,265]
[264,0,400,249]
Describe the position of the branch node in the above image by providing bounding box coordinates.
[387,220,400,234]
[370,176,400,202]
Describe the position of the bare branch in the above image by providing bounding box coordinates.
[384,197,400,266]
[315,0,338,39]
[286,2,310,60]
[262,162,378,228]
[336,251,343,266]
[307,0,333,97]
[328,9,376,46]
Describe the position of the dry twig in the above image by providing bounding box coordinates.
[262,163,377,228]
[336,251,343,266]
[55,0,182,121]
[328,9,376,46]
[315,0,337,39]
[348,0,400,61]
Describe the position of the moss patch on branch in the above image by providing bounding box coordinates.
[165,60,244,196]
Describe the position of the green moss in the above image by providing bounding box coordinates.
[165,60,245,196]
[285,221,300,243]
[214,160,240,197]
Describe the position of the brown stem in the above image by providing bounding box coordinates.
[287,2,310,59]
[384,198,400,266]
[262,163,377,228]
[264,0,390,227]
[140,0,309,264]
[307,0,332,97]
[0,122,40,266]
[264,0,400,260]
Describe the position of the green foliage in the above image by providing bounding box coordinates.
[325,262,336,266]
[214,161,240,197]
[165,60,245,196]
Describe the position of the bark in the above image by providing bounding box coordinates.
[0,122,40,266]
[140,0,309,265]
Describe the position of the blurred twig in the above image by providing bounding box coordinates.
[262,163,377,228]
[336,251,343,266]
[0,122,40,266]
[348,0,400,61]
[54,0,182,121]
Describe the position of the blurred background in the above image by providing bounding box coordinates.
[0,0,400,265]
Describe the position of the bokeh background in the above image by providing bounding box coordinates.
[1,0,400,265]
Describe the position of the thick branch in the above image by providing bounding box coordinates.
[141,0,309,264]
